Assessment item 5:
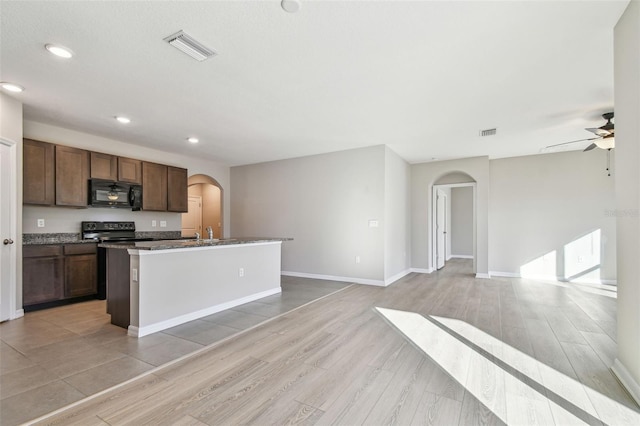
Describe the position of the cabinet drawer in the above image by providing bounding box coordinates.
[64,243,97,255]
[23,245,62,258]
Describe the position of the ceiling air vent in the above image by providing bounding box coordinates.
[163,30,216,62]
[479,128,497,137]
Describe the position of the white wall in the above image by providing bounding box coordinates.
[231,146,388,284]
[411,157,490,276]
[451,186,473,257]
[384,147,411,281]
[22,121,230,235]
[489,150,616,282]
[1,92,24,312]
[612,0,640,404]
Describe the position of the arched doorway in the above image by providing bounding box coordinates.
[182,174,223,239]
[432,172,476,272]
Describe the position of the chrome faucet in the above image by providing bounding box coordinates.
[206,226,213,240]
[194,232,200,240]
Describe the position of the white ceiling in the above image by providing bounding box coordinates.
[0,0,629,166]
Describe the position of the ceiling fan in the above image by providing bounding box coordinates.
[545,112,615,152]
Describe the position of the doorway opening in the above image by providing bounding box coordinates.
[432,173,476,272]
[182,175,223,239]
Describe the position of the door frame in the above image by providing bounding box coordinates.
[182,195,203,237]
[435,188,447,270]
[431,182,477,273]
[1,137,20,321]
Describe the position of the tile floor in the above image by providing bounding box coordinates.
[0,276,350,425]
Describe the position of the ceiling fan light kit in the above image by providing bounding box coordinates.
[594,137,615,150]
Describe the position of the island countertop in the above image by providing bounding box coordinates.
[99,237,292,251]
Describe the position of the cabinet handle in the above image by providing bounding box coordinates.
[3,239,14,245]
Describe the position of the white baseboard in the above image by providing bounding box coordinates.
[451,254,474,259]
[490,271,521,278]
[384,269,412,286]
[410,267,434,274]
[475,273,491,279]
[128,287,282,338]
[12,309,24,319]
[282,271,386,287]
[489,271,618,285]
[611,358,640,406]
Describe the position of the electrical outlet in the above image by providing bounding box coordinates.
[368,220,379,228]
[37,219,45,228]
[355,256,361,264]
[160,221,167,228]
[132,268,138,282]
[151,220,157,227]
[239,267,245,277]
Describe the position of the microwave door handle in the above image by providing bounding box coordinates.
[128,187,135,206]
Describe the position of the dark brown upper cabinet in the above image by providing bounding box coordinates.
[142,161,167,211]
[23,139,55,205]
[90,152,118,181]
[118,157,142,184]
[167,166,188,212]
[55,145,89,207]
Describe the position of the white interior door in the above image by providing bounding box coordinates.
[436,189,447,270]
[182,195,202,237]
[0,142,15,321]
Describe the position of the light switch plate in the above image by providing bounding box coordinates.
[151,220,157,227]
[37,219,45,228]
[368,220,379,228]
[160,221,167,228]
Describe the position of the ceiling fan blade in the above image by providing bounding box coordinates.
[545,136,600,149]
[586,127,611,137]
[584,143,598,152]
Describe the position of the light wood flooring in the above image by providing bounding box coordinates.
[0,277,349,425]
[4,259,640,425]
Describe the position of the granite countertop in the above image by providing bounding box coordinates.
[99,237,292,251]
[23,231,182,246]
[23,233,96,245]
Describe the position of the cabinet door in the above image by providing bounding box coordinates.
[167,166,188,212]
[56,145,89,207]
[118,157,142,184]
[90,152,117,181]
[23,139,55,205]
[65,254,97,298]
[23,256,64,305]
[142,162,167,211]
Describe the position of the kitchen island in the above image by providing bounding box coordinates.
[101,238,291,338]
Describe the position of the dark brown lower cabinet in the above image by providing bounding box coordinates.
[23,243,98,310]
[23,245,64,305]
[106,248,131,329]
[64,247,97,298]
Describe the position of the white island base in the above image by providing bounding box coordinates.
[126,241,282,338]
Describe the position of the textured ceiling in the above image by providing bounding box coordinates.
[0,1,629,166]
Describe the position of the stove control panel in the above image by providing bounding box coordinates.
[82,221,136,232]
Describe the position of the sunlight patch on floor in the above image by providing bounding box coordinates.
[376,307,639,426]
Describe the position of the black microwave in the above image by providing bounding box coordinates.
[89,179,142,210]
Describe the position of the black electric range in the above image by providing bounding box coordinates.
[81,221,153,299]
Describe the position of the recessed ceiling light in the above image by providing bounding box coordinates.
[281,0,301,13]
[45,44,74,59]
[0,82,24,93]
[187,137,199,144]
[115,116,131,124]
